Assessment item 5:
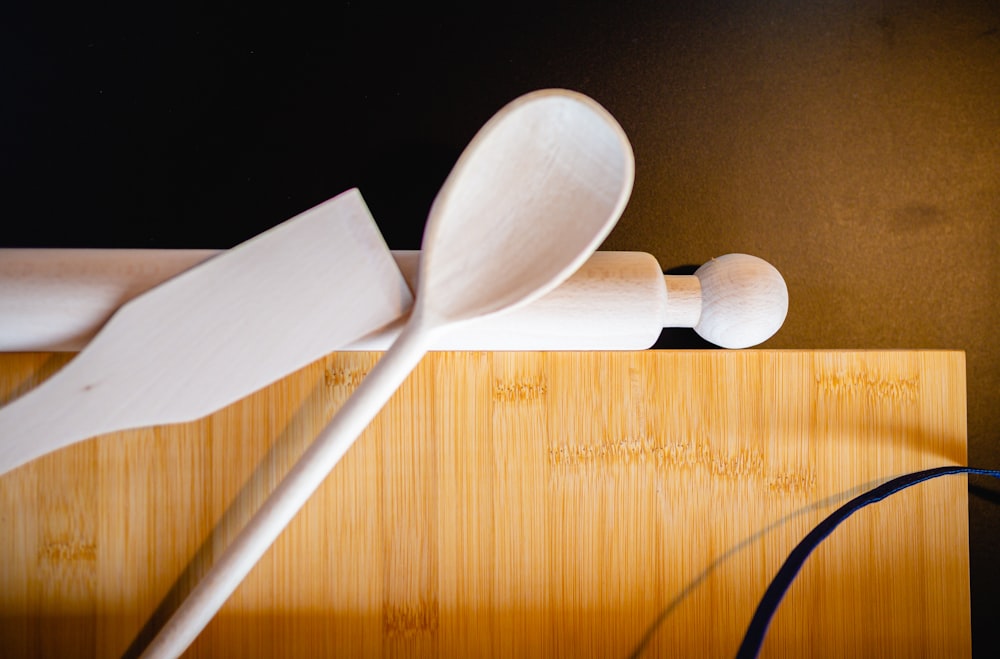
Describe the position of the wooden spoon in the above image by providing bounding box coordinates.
[141,88,635,658]
[0,189,412,476]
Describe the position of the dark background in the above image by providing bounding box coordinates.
[3,0,998,653]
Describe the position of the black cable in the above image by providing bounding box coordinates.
[736,466,1000,659]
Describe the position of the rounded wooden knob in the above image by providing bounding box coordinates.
[693,253,788,349]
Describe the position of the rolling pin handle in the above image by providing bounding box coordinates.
[662,274,702,328]
[689,253,788,349]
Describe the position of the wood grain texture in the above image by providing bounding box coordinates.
[0,350,969,658]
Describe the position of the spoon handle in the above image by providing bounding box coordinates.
[140,322,432,659]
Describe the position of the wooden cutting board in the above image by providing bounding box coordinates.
[0,350,969,658]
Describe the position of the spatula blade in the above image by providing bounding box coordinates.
[0,188,412,475]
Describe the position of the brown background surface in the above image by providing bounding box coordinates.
[3,0,998,653]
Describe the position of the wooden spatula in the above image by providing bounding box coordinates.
[0,188,413,475]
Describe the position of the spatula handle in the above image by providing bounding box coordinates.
[140,321,432,659]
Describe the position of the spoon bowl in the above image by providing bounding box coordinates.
[143,88,634,658]
[418,89,633,325]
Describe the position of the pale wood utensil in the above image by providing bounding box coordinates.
[0,189,412,476]
[140,88,635,658]
[353,251,787,349]
[0,251,787,351]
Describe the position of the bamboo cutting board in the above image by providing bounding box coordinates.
[0,350,969,658]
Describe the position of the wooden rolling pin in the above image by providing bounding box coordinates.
[0,249,787,350]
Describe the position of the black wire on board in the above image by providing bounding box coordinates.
[736,466,1000,659]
